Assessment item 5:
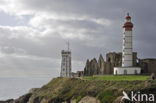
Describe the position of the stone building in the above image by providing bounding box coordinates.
[83,52,156,76]
[71,71,84,77]
[139,59,156,74]
[98,54,105,75]
[84,52,127,75]
[77,71,84,77]
[84,58,101,76]
[71,72,78,77]
[60,50,72,77]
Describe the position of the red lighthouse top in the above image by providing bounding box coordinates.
[125,13,131,19]
[123,13,133,31]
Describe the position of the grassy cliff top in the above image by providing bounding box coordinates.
[28,75,156,103]
[84,75,148,81]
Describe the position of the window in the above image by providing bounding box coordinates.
[134,70,137,75]
[62,63,65,65]
[115,70,118,75]
[108,57,111,62]
[124,69,127,75]
[63,58,66,61]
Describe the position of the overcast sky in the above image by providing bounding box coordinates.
[0,0,155,78]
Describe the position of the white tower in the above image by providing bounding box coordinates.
[122,13,133,67]
[114,13,141,75]
[60,42,71,77]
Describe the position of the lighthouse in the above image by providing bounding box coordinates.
[122,13,133,67]
[60,42,72,77]
[114,13,141,75]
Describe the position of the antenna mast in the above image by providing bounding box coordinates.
[67,41,70,51]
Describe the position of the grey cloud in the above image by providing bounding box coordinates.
[0,0,155,77]
[0,55,60,78]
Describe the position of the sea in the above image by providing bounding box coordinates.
[0,77,52,100]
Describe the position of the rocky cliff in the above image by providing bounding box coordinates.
[1,77,156,103]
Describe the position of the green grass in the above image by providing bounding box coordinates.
[98,90,116,103]
[84,75,149,81]
[31,77,155,103]
[76,96,82,103]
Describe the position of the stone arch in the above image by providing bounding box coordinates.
[108,57,111,62]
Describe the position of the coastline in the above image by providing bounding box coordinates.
[0,77,52,100]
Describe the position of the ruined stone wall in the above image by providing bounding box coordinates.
[105,52,137,74]
[83,52,156,76]
[84,52,138,76]
[77,71,84,77]
[139,59,156,74]
[98,54,105,75]
[133,52,138,66]
[84,58,100,76]
[84,59,90,76]
[106,52,121,74]
[106,52,137,67]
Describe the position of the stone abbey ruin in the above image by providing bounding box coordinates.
[80,52,156,76]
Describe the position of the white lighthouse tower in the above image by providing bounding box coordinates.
[114,13,141,75]
[122,13,133,67]
[60,42,72,77]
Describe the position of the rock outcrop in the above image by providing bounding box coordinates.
[79,96,100,103]
[0,99,14,103]
[0,93,32,103]
[14,93,32,103]
[150,73,155,80]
